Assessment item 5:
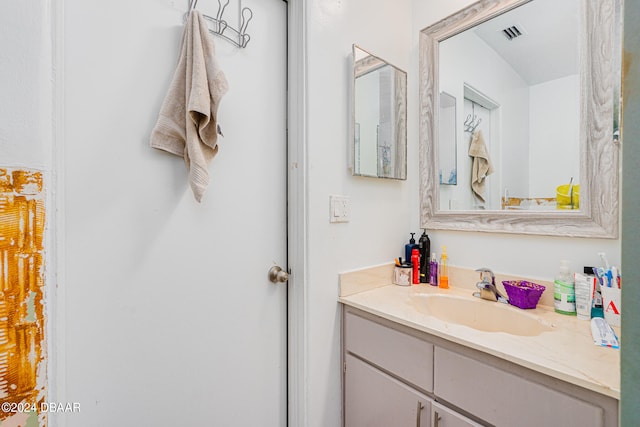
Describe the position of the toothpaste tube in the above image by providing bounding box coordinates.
[590,317,619,349]
[574,273,595,320]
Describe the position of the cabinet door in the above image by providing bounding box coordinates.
[431,402,482,427]
[345,354,431,427]
[434,347,605,427]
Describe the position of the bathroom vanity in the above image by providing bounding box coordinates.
[339,267,619,427]
[341,0,624,422]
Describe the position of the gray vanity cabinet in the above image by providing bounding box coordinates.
[344,354,482,427]
[344,308,480,427]
[342,306,619,427]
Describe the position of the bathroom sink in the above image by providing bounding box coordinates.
[412,294,554,336]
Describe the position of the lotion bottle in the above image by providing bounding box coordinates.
[438,246,449,289]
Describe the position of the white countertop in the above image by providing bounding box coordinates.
[339,282,620,399]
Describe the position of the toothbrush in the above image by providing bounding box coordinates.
[568,177,574,208]
[598,252,610,269]
[611,266,620,289]
[593,267,605,287]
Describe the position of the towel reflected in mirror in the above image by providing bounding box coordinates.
[468,130,494,203]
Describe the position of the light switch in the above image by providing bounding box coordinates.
[330,195,350,223]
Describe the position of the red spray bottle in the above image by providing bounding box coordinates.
[411,249,420,285]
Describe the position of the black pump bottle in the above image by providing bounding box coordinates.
[418,230,430,283]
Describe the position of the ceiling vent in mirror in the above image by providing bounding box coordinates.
[501,24,526,41]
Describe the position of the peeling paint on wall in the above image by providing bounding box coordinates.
[0,168,46,427]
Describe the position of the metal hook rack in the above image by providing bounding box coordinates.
[464,102,482,133]
[464,114,482,133]
[189,0,253,48]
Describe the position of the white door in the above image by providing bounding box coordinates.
[61,0,288,425]
[463,98,495,209]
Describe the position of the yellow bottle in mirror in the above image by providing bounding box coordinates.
[557,183,580,209]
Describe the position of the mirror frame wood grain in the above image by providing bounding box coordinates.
[419,0,620,238]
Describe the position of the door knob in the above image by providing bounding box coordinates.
[268,266,289,284]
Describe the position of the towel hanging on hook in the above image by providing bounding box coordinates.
[188,0,253,48]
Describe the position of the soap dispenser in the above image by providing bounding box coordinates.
[405,233,418,263]
[554,260,576,315]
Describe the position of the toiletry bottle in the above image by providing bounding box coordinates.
[438,246,449,289]
[587,266,604,318]
[418,230,430,283]
[429,252,438,286]
[411,248,420,285]
[554,260,576,315]
[405,233,418,262]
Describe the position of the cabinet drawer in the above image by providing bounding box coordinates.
[344,310,434,393]
[434,347,604,427]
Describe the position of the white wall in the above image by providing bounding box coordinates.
[0,1,53,169]
[411,0,620,278]
[0,3,55,425]
[529,74,580,196]
[439,28,530,205]
[305,0,412,425]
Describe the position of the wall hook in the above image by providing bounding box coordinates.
[187,0,254,48]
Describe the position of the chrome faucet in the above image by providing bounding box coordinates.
[473,268,508,303]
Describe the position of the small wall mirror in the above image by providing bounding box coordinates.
[439,91,457,186]
[419,0,621,237]
[352,45,407,180]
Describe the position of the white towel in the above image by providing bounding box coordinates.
[150,10,228,202]
[468,130,494,202]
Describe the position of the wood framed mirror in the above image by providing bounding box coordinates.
[419,0,621,237]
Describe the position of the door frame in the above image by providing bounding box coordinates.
[286,0,309,425]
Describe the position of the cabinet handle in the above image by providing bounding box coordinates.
[416,401,425,427]
[434,410,442,427]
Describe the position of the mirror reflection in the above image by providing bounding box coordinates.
[439,92,457,186]
[419,0,620,238]
[352,45,407,180]
[438,0,580,211]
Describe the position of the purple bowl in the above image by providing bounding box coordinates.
[502,280,546,309]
